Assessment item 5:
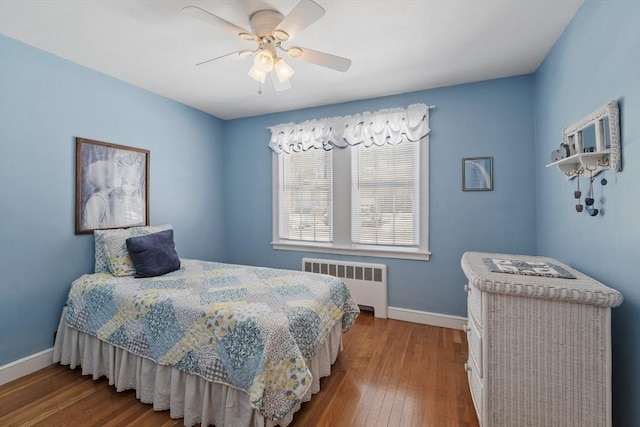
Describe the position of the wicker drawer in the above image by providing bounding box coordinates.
[467,282,482,324]
[466,318,483,378]
[466,357,483,422]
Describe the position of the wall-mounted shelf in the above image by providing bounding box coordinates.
[546,150,611,177]
[547,100,621,180]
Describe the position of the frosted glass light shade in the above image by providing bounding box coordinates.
[248,65,266,83]
[274,59,295,83]
[253,51,274,73]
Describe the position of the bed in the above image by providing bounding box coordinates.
[53,225,359,426]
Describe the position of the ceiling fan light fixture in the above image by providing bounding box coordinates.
[183,1,352,92]
[254,50,274,73]
[274,58,295,83]
[248,65,266,83]
[287,47,303,59]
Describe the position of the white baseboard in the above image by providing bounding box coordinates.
[387,306,467,330]
[0,348,54,386]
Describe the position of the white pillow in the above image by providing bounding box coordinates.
[94,225,172,276]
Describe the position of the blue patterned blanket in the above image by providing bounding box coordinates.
[65,259,359,420]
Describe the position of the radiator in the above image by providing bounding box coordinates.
[302,257,388,318]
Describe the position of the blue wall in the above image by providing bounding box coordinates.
[0,35,227,365]
[223,75,538,316]
[534,1,640,425]
[2,1,638,423]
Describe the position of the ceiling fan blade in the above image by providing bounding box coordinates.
[270,72,292,92]
[288,47,352,72]
[182,5,254,40]
[195,50,254,67]
[273,0,325,41]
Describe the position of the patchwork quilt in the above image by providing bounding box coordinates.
[65,259,360,420]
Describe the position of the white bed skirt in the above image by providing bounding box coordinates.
[53,307,343,427]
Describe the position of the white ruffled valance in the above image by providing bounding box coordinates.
[268,103,432,154]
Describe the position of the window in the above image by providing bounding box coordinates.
[273,140,429,260]
[277,148,332,243]
[269,104,431,260]
[352,142,419,247]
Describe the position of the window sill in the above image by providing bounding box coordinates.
[271,241,430,261]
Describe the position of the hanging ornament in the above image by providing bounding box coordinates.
[574,176,583,212]
[586,169,599,216]
[585,170,594,207]
[601,170,608,186]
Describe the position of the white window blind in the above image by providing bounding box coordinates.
[278,148,332,242]
[351,141,420,247]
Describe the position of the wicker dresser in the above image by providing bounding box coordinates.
[461,252,623,427]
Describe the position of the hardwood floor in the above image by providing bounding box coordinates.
[0,311,479,427]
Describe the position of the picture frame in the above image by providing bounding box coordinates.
[75,137,150,234]
[462,156,493,191]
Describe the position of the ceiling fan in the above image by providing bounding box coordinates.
[182,0,352,91]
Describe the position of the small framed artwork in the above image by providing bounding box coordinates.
[462,156,493,191]
[75,137,150,234]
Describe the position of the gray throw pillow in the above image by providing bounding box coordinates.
[126,229,180,278]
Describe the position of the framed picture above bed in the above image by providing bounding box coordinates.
[462,156,493,191]
[75,137,150,234]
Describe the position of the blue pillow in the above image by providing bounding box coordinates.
[126,229,181,278]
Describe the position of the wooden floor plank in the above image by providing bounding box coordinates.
[0,312,479,427]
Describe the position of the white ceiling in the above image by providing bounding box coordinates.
[0,0,583,120]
